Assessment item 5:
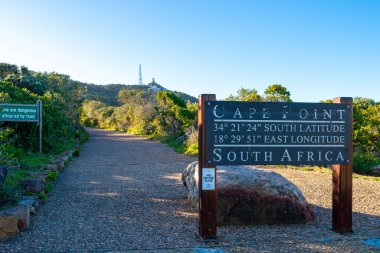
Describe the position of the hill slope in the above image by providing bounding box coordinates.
[82,80,197,105]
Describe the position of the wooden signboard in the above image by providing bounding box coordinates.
[198,94,353,239]
[205,101,350,165]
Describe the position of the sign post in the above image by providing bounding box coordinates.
[198,94,217,239]
[0,101,43,153]
[198,94,353,239]
[332,97,353,233]
[37,100,43,154]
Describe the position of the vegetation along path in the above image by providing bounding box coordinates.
[2,128,380,252]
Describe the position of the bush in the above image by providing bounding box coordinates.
[0,183,18,207]
[353,98,380,154]
[38,191,47,203]
[46,171,58,181]
[45,183,53,193]
[1,128,22,166]
[153,91,196,136]
[72,149,80,157]
[0,82,72,153]
[184,126,198,156]
[353,152,379,174]
[4,168,28,190]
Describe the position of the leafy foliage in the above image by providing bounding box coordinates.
[46,171,58,181]
[0,63,18,80]
[4,168,28,190]
[353,152,380,174]
[82,81,197,106]
[0,62,86,161]
[0,128,22,166]
[73,149,80,157]
[353,97,380,154]
[227,87,263,101]
[264,84,292,102]
[352,97,380,173]
[227,84,292,102]
[154,91,196,136]
[0,183,18,207]
[81,88,196,138]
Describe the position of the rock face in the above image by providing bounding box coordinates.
[182,161,314,225]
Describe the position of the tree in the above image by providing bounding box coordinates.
[81,100,107,127]
[264,84,292,102]
[0,63,18,80]
[154,91,195,136]
[226,87,263,101]
[353,97,380,153]
[112,104,133,131]
[97,106,116,130]
[352,97,380,173]
[117,89,154,105]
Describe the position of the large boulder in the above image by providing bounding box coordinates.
[20,178,45,193]
[182,162,199,206]
[0,215,19,240]
[1,205,30,231]
[182,161,314,225]
[18,196,39,215]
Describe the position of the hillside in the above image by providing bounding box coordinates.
[82,79,197,106]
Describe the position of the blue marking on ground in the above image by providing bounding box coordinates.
[321,237,334,242]
[195,248,227,253]
[364,238,380,249]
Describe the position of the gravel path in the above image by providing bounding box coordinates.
[1,128,380,252]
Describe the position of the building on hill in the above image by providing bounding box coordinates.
[148,78,164,91]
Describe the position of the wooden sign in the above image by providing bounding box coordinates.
[205,101,351,165]
[198,95,353,240]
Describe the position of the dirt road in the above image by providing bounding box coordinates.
[1,128,379,252]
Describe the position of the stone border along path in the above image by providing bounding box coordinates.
[0,149,75,241]
[1,127,379,252]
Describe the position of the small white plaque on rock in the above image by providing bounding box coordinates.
[202,168,215,191]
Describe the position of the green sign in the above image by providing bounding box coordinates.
[0,104,38,122]
[0,101,43,153]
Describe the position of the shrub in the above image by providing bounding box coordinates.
[4,168,28,190]
[353,152,379,174]
[72,149,80,157]
[38,191,47,203]
[45,183,53,193]
[46,171,58,181]
[0,183,18,207]
[153,91,197,136]
[184,126,198,156]
[1,122,22,167]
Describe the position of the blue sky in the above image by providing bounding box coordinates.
[0,0,379,102]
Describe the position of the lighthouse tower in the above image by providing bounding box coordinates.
[139,64,143,85]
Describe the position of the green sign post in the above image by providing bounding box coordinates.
[0,101,43,153]
[0,104,38,122]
